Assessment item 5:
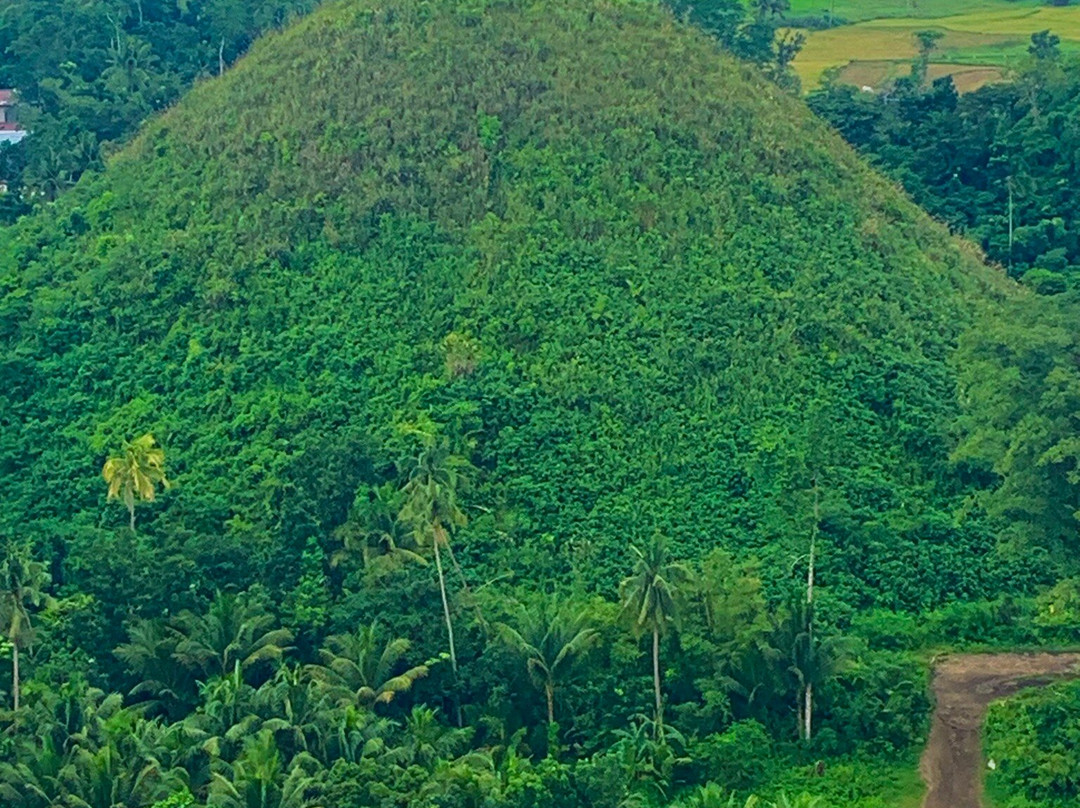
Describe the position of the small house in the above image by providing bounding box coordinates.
[0,90,27,145]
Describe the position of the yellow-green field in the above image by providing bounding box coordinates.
[789,0,1042,23]
[791,0,1080,91]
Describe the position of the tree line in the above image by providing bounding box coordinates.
[809,29,1080,289]
[0,0,318,222]
[0,429,915,808]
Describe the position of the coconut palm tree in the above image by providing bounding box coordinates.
[333,482,425,578]
[494,595,600,728]
[774,596,849,743]
[307,623,430,707]
[619,533,691,733]
[254,665,331,761]
[102,433,169,532]
[397,437,470,676]
[395,705,471,768]
[172,590,293,681]
[208,730,320,808]
[114,619,198,720]
[0,543,51,712]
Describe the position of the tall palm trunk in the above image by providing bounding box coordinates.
[803,477,820,742]
[545,682,555,726]
[432,523,461,725]
[432,525,457,674]
[652,626,663,731]
[804,682,813,742]
[11,640,18,712]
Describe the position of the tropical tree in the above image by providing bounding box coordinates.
[61,730,183,808]
[773,597,849,742]
[674,785,823,808]
[0,543,51,712]
[620,533,692,732]
[397,436,471,676]
[333,482,425,578]
[396,705,472,768]
[254,665,331,761]
[102,433,170,532]
[172,590,294,681]
[114,619,198,720]
[494,594,601,728]
[208,730,321,808]
[307,623,430,708]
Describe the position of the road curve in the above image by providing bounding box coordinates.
[920,652,1080,808]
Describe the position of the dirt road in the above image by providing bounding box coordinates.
[920,652,1080,808]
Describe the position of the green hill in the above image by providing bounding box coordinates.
[0,0,1027,634]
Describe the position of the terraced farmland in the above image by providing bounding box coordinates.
[791,0,1080,90]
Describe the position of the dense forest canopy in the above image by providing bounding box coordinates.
[810,30,1080,290]
[3,0,1080,806]
[0,0,318,220]
[0,0,801,223]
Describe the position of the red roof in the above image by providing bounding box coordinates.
[0,90,14,105]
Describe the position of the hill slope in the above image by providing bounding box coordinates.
[0,0,1024,626]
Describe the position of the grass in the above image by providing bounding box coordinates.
[787,0,1042,24]
[872,5,1080,38]
[838,60,1005,93]
[789,0,1080,90]
[763,753,927,808]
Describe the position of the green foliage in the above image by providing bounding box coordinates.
[809,38,1080,284]
[494,592,601,727]
[306,622,431,707]
[0,0,318,214]
[102,432,170,531]
[0,0,1029,631]
[953,290,1080,557]
[986,679,1080,806]
[0,0,1069,804]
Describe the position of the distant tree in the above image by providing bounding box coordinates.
[307,623,430,707]
[774,597,849,742]
[494,594,601,729]
[114,619,198,720]
[771,30,806,92]
[333,483,424,578]
[912,29,945,85]
[0,543,50,712]
[914,29,944,57]
[1029,29,1061,60]
[102,433,170,532]
[754,0,790,20]
[663,0,745,42]
[620,533,692,733]
[208,729,319,808]
[953,294,1080,554]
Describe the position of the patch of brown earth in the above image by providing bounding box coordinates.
[920,653,1080,808]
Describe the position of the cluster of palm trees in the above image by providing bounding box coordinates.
[0,588,476,808]
[2,579,826,808]
[0,544,51,713]
[0,430,843,807]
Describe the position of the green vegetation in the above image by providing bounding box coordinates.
[810,35,1080,287]
[789,0,1043,23]
[0,0,805,225]
[2,0,1080,804]
[984,581,1080,807]
[791,0,1080,89]
[0,0,318,220]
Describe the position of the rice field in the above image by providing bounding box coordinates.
[790,0,1080,91]
[788,0,1042,23]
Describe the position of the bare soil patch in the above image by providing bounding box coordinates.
[920,653,1080,808]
